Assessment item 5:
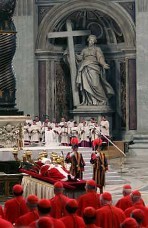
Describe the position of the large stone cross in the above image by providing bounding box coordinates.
[48,20,91,107]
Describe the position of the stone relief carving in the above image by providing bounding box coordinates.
[0,123,23,148]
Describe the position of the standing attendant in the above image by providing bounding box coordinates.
[90,138,108,193]
[44,126,56,146]
[79,120,90,147]
[100,115,110,148]
[60,123,70,146]
[30,120,41,144]
[65,138,85,179]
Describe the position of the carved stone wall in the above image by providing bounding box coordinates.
[55,62,70,121]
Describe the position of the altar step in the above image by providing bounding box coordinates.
[83,165,127,186]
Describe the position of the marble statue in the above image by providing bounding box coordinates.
[76,35,114,106]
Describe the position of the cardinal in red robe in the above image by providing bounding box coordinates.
[124,190,148,227]
[77,180,101,216]
[95,192,125,228]
[60,199,85,228]
[50,181,70,218]
[4,184,29,224]
[15,194,39,227]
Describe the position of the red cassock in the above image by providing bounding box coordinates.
[0,218,13,228]
[115,195,133,211]
[0,205,4,219]
[124,203,148,227]
[77,192,101,216]
[29,216,65,228]
[115,195,145,211]
[86,225,101,228]
[95,205,125,228]
[15,210,39,227]
[50,194,69,218]
[60,214,85,228]
[4,196,29,224]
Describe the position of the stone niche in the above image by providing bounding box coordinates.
[0,116,27,148]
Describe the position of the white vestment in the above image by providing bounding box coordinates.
[45,129,57,146]
[100,120,109,136]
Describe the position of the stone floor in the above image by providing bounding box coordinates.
[104,151,148,205]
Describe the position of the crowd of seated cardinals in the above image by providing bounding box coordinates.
[0,181,148,228]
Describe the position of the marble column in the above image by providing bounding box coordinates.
[136,0,148,132]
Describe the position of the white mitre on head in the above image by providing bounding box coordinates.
[41,157,51,164]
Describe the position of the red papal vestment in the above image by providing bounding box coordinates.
[40,164,70,181]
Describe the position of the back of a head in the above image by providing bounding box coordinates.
[122,184,132,196]
[26,194,38,209]
[54,181,63,194]
[120,218,138,228]
[100,192,112,206]
[36,217,53,228]
[13,184,23,196]
[83,206,96,225]
[130,190,141,203]
[37,199,51,215]
[131,209,144,224]
[85,180,97,192]
[65,199,78,214]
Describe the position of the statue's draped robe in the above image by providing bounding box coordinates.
[76,46,114,105]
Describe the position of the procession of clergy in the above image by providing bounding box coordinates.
[0,180,148,227]
[24,115,109,147]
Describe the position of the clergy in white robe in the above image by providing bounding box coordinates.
[45,127,57,146]
[29,121,41,143]
[79,122,90,147]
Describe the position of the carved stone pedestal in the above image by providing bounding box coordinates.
[0,116,27,148]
